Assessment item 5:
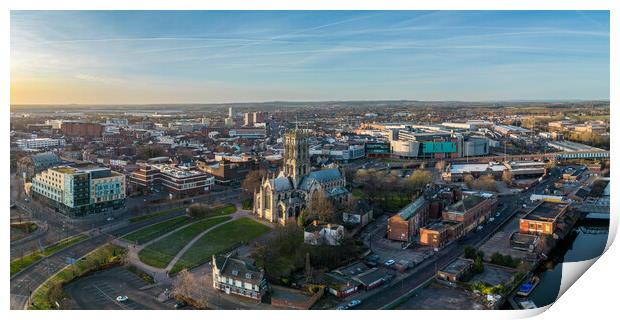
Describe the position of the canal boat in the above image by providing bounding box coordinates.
[516,276,540,297]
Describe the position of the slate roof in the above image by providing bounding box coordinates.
[269,172,293,192]
[397,197,427,220]
[299,168,343,191]
[213,254,264,286]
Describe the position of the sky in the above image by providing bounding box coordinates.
[10,10,610,104]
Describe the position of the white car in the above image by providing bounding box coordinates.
[476,225,484,232]
[489,217,495,222]
[348,299,362,308]
[384,259,396,267]
[116,295,129,302]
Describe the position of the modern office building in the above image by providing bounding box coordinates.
[15,138,65,151]
[130,164,214,195]
[31,165,126,216]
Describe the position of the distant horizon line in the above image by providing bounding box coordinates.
[10,98,611,107]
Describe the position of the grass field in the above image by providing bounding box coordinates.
[127,265,155,284]
[352,188,364,199]
[122,216,191,244]
[138,216,232,268]
[189,203,237,218]
[171,217,271,273]
[10,234,89,276]
[129,206,188,223]
[385,195,411,212]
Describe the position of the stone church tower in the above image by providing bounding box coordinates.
[283,129,310,185]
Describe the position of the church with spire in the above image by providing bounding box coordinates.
[253,129,349,225]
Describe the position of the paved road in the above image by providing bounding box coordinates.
[9,208,188,310]
[10,186,244,310]
[357,169,561,310]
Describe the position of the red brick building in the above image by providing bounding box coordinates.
[387,197,430,242]
[61,122,104,138]
[442,192,498,233]
[519,201,569,235]
[419,220,464,248]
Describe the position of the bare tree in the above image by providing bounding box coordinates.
[241,169,267,199]
[501,170,513,186]
[308,192,337,223]
[173,269,195,300]
[435,160,447,172]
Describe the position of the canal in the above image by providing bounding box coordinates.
[528,218,609,307]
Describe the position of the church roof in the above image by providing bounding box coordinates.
[299,168,343,191]
[326,186,348,197]
[308,168,342,182]
[270,174,293,192]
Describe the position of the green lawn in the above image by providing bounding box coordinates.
[43,234,89,256]
[171,217,271,273]
[138,216,232,268]
[352,188,364,199]
[10,234,89,276]
[385,195,411,212]
[122,216,191,244]
[129,206,188,223]
[10,252,44,276]
[127,265,155,284]
[191,203,237,218]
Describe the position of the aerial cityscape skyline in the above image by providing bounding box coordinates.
[8,8,611,314]
[11,10,610,104]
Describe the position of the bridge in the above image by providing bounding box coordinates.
[450,150,609,163]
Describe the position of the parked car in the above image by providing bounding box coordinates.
[106,217,115,222]
[348,299,362,308]
[174,301,187,309]
[336,304,349,310]
[116,295,129,302]
[384,259,396,267]
[489,217,495,222]
[476,225,484,232]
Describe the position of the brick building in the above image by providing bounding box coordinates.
[61,122,104,138]
[387,196,430,242]
[519,201,569,235]
[442,192,498,233]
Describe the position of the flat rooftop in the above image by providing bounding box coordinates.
[440,258,473,275]
[450,163,506,174]
[547,140,605,152]
[522,201,568,222]
[423,220,461,231]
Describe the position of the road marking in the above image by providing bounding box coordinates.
[91,283,128,310]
